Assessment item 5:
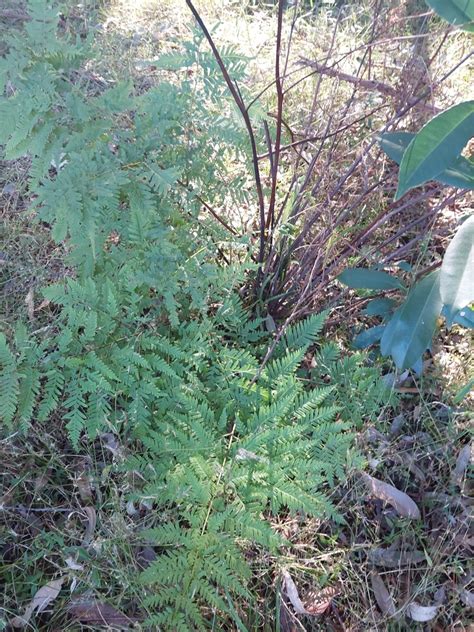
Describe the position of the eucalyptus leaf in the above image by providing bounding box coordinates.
[338,268,404,290]
[440,216,474,325]
[395,102,474,200]
[380,272,443,369]
[371,572,397,617]
[380,132,474,189]
[362,473,421,519]
[426,0,474,31]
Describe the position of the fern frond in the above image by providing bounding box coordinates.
[0,334,19,426]
[282,311,327,352]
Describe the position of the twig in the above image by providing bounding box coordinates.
[185,0,267,266]
[265,0,285,233]
[297,58,441,114]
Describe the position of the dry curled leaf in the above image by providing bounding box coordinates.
[65,557,84,571]
[451,443,472,486]
[370,572,396,618]
[67,596,138,627]
[11,577,64,628]
[368,547,425,568]
[458,589,474,608]
[282,570,306,615]
[362,473,421,519]
[75,471,93,502]
[304,584,340,615]
[25,287,34,321]
[406,601,438,622]
[33,470,51,494]
[82,506,96,546]
[282,570,338,616]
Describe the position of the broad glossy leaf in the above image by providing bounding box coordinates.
[440,216,474,325]
[395,102,474,200]
[380,132,474,189]
[354,325,385,349]
[380,272,443,369]
[441,304,474,328]
[453,307,474,328]
[411,356,424,375]
[338,268,404,290]
[442,156,474,189]
[426,0,474,31]
[362,297,396,318]
[379,132,415,163]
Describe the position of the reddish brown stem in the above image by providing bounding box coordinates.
[185,0,266,264]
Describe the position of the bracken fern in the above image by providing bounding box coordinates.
[0,2,388,627]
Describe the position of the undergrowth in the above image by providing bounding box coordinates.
[0,2,394,629]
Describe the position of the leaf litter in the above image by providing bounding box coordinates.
[10,577,65,628]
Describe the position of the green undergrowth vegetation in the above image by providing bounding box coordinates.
[0,2,396,629]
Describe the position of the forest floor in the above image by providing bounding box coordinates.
[0,1,472,630]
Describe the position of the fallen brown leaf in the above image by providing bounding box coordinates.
[362,473,421,519]
[368,547,425,568]
[67,596,138,627]
[370,571,396,618]
[25,287,34,321]
[304,584,340,615]
[282,570,306,615]
[451,443,472,486]
[282,570,338,617]
[11,577,64,628]
[406,601,438,622]
[75,471,93,502]
[82,506,96,546]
